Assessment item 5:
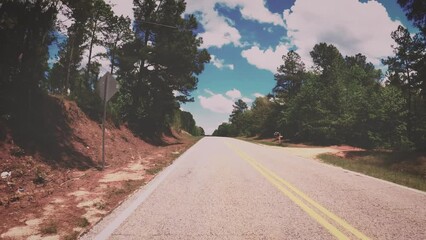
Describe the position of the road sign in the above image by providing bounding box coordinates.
[97,72,118,102]
[97,72,119,170]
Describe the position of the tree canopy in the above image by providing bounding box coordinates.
[214,39,425,150]
[0,0,209,142]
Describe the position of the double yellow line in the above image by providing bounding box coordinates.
[225,141,370,240]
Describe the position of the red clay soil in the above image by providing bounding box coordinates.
[0,96,199,240]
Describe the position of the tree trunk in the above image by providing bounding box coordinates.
[85,18,98,93]
[65,36,74,95]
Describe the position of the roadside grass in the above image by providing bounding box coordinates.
[238,137,290,147]
[318,151,426,192]
[146,165,164,175]
[106,180,144,198]
[240,136,426,192]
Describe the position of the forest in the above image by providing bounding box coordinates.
[213,1,426,151]
[0,0,425,151]
[0,0,209,144]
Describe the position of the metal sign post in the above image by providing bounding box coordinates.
[97,72,118,170]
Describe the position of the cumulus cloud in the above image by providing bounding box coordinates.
[211,55,235,70]
[225,88,242,99]
[221,0,284,26]
[185,1,241,48]
[253,93,264,98]
[283,0,401,66]
[185,0,284,48]
[198,90,235,114]
[241,97,253,103]
[241,43,289,73]
[198,89,252,114]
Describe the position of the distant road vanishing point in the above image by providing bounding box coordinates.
[81,137,426,240]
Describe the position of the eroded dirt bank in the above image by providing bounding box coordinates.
[0,96,199,240]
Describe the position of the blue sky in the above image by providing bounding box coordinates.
[57,0,416,134]
[180,0,415,134]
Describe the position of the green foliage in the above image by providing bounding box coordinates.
[170,109,204,136]
[214,39,423,151]
[0,1,57,113]
[115,0,210,138]
[212,122,237,137]
[228,99,250,136]
[382,25,426,150]
[396,1,426,151]
[273,50,305,97]
[249,97,275,137]
[397,0,426,35]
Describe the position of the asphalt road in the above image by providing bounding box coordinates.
[81,137,426,240]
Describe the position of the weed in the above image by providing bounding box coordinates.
[106,186,126,197]
[39,221,57,235]
[123,180,142,193]
[93,201,106,210]
[76,217,89,227]
[64,231,79,240]
[33,166,47,185]
[146,166,163,175]
[121,135,129,142]
[10,146,25,157]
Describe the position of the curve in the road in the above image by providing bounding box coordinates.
[225,141,370,240]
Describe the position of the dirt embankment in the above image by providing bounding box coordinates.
[0,96,198,240]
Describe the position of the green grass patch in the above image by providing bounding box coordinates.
[318,151,426,192]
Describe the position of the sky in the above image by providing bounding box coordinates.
[59,0,416,135]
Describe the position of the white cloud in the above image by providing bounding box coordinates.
[253,93,264,98]
[185,1,242,48]
[56,4,73,35]
[211,55,235,70]
[185,0,284,48]
[241,43,289,73]
[241,97,253,103]
[283,0,401,66]
[80,45,110,76]
[220,0,284,26]
[198,88,252,114]
[225,88,241,99]
[198,93,234,114]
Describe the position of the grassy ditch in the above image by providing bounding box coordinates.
[238,137,290,147]
[318,151,426,192]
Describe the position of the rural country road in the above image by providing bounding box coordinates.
[81,137,426,240]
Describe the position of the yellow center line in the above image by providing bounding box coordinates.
[225,141,370,240]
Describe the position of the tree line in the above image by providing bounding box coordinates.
[0,0,209,141]
[213,1,425,151]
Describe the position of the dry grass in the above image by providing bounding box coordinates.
[318,151,426,191]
